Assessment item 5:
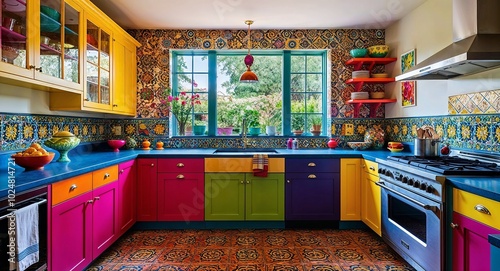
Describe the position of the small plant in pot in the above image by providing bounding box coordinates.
[244,108,261,136]
[292,115,304,136]
[193,120,206,135]
[310,115,322,136]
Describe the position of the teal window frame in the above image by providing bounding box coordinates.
[171,49,328,137]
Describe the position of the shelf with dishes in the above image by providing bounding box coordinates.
[346,99,397,118]
[345,57,397,71]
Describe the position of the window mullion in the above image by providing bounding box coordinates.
[283,51,291,135]
[207,51,217,136]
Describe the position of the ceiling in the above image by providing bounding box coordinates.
[89,0,427,30]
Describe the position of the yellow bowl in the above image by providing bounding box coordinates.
[388,147,404,152]
[368,45,389,57]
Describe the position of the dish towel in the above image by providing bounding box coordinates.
[252,154,269,177]
[9,203,39,271]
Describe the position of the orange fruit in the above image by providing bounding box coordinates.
[30,143,42,149]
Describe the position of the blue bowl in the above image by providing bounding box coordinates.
[350,48,367,58]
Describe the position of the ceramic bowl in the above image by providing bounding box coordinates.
[371,73,389,78]
[368,45,389,57]
[2,45,19,62]
[388,147,404,152]
[347,141,372,150]
[40,5,60,21]
[44,131,80,162]
[12,152,55,170]
[352,70,370,78]
[350,48,367,58]
[108,140,126,152]
[370,92,385,99]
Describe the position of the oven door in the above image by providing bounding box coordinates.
[377,181,443,271]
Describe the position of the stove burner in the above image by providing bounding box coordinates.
[387,155,500,175]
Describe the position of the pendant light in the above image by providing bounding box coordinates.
[239,20,258,83]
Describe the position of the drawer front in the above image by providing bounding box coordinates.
[363,160,379,177]
[453,188,500,230]
[205,158,284,173]
[52,173,93,205]
[93,165,119,189]
[286,158,340,173]
[158,158,204,173]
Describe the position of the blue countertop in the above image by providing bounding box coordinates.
[490,235,500,248]
[1,147,499,203]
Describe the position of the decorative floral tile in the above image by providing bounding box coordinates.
[448,89,500,114]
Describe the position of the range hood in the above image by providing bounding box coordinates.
[396,0,500,81]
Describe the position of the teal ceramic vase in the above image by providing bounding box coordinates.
[44,131,80,162]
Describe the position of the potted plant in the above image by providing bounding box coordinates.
[310,116,322,136]
[258,94,281,136]
[193,120,206,135]
[292,115,304,136]
[244,108,261,136]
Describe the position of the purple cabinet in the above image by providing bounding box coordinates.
[452,212,500,271]
[285,159,340,220]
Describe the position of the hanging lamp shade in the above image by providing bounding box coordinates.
[240,20,258,83]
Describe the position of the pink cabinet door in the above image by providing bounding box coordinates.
[51,191,93,271]
[136,158,158,221]
[157,172,204,221]
[452,212,500,271]
[118,160,136,235]
[92,181,119,257]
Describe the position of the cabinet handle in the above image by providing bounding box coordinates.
[474,204,491,215]
[151,163,155,167]
[287,180,290,183]
[35,67,42,72]
[112,104,118,107]
[176,163,185,168]
[177,174,185,179]
[69,184,78,191]
[120,169,124,174]
[246,180,250,184]
[84,98,90,101]
[94,196,100,201]
[241,181,244,184]
[369,166,375,171]
[308,174,317,179]
[307,162,316,167]
[29,65,36,70]
[450,223,459,229]
[87,200,94,204]
[104,173,110,179]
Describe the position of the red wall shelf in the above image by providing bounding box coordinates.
[346,78,395,92]
[346,99,397,118]
[345,57,397,71]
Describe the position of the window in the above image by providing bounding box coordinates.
[170,50,327,137]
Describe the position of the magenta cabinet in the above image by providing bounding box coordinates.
[92,181,119,256]
[51,191,93,271]
[452,212,500,271]
[118,160,136,235]
[136,158,158,221]
[157,172,205,221]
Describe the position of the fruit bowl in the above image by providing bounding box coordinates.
[368,45,389,57]
[347,141,372,150]
[108,140,126,152]
[12,152,55,170]
[44,131,80,162]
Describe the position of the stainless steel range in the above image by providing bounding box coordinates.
[375,150,500,271]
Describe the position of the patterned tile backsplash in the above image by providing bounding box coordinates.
[1,112,499,153]
[448,89,500,114]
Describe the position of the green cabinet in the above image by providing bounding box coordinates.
[205,173,284,221]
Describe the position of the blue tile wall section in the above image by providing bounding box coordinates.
[1,113,499,155]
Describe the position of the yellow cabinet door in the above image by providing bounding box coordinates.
[112,34,137,115]
[340,158,361,220]
[361,160,381,236]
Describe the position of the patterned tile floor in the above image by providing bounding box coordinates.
[86,229,416,271]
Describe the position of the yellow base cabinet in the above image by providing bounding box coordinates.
[340,158,361,221]
[361,159,381,236]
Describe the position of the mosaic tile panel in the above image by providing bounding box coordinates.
[127,29,387,119]
[448,89,500,114]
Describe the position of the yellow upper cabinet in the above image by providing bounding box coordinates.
[1,0,84,92]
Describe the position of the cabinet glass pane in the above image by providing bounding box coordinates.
[86,63,98,102]
[99,69,109,104]
[63,2,79,83]
[1,0,28,67]
[100,30,109,70]
[40,0,62,78]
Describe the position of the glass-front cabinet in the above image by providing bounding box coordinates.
[0,0,83,91]
[84,16,111,110]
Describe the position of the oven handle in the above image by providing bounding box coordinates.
[376,181,437,211]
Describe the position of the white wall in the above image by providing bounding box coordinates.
[0,83,107,118]
[384,0,500,118]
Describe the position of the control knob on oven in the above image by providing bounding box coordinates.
[419,182,427,191]
[402,176,409,183]
[413,180,420,188]
[407,178,415,186]
[426,185,435,194]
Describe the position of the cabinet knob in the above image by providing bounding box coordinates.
[94,196,100,201]
[69,184,78,191]
[241,181,244,184]
[35,67,43,72]
[84,98,90,101]
[177,174,185,179]
[450,223,459,229]
[104,173,110,179]
[246,180,250,184]
[151,163,155,167]
[112,104,118,107]
[176,163,185,168]
[474,204,491,215]
[308,174,317,179]
[287,180,290,183]
[87,200,94,204]
[369,166,375,171]
[120,169,124,174]
[29,65,36,70]
[307,162,316,167]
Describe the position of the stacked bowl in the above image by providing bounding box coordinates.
[388,141,404,152]
[351,92,369,100]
